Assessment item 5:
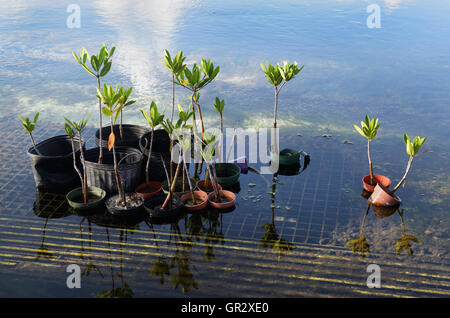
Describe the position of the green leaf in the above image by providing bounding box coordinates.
[102,107,112,117]
[90,55,99,73]
[100,60,111,77]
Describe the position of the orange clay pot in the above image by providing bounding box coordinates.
[135,181,162,198]
[362,174,391,193]
[369,183,401,208]
[207,190,236,209]
[196,180,222,193]
[181,190,208,211]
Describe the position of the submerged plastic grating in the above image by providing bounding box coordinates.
[0,115,449,297]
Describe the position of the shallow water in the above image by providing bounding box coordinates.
[0,0,449,297]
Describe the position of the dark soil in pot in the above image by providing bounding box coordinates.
[105,193,144,217]
[27,135,85,191]
[144,193,183,219]
[95,124,148,150]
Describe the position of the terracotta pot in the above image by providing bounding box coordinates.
[207,190,236,209]
[181,190,208,211]
[369,183,401,208]
[135,181,162,198]
[362,174,391,193]
[196,180,222,193]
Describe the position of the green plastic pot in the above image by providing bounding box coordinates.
[213,163,241,186]
[279,148,301,166]
[66,186,106,211]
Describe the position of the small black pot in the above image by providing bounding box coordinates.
[27,135,85,191]
[95,124,148,150]
[144,193,183,219]
[139,129,187,182]
[139,129,170,182]
[105,193,144,217]
[84,147,144,195]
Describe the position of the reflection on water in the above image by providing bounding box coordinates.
[346,195,421,258]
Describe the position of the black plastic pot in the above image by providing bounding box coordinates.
[105,193,144,217]
[139,129,187,182]
[139,129,171,182]
[27,135,85,191]
[95,124,148,150]
[84,147,144,195]
[144,193,183,219]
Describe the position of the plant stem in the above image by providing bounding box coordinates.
[29,132,42,155]
[273,86,278,129]
[368,139,374,185]
[209,162,221,203]
[145,128,154,184]
[171,73,175,122]
[78,132,87,204]
[97,75,103,164]
[161,162,181,210]
[70,136,85,203]
[111,116,124,203]
[392,156,414,193]
[120,112,123,140]
[169,139,173,187]
[182,153,195,204]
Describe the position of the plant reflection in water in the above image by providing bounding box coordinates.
[346,204,420,258]
[34,218,55,261]
[97,228,134,298]
[393,209,419,256]
[79,217,104,279]
[146,218,198,294]
[258,174,296,260]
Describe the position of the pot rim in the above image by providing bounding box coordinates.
[207,190,236,207]
[181,190,208,209]
[83,146,144,170]
[27,135,85,159]
[66,186,106,209]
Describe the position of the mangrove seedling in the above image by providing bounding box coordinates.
[354,115,380,185]
[261,61,303,129]
[392,134,429,193]
[162,49,186,121]
[117,87,136,139]
[213,97,225,162]
[96,84,127,203]
[175,58,220,140]
[64,114,91,203]
[19,112,41,155]
[160,119,184,210]
[140,101,165,184]
[73,44,115,163]
[197,132,221,202]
